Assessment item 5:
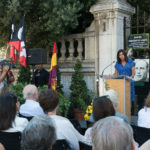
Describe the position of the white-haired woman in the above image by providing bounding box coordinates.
[104,89,129,124]
[89,89,129,124]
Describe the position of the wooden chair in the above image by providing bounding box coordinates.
[131,125,150,146]
[52,139,71,150]
[0,131,21,150]
[19,113,33,121]
[79,141,92,150]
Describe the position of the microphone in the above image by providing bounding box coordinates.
[100,61,116,78]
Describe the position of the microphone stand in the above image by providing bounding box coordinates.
[100,61,115,78]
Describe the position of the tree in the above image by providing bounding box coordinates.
[0,0,83,48]
[17,65,31,84]
[56,65,64,94]
[70,0,98,33]
[70,59,90,110]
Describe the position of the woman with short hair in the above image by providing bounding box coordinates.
[84,96,115,145]
[39,89,86,150]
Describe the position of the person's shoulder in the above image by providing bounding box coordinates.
[15,116,29,124]
[51,115,71,125]
[42,68,49,73]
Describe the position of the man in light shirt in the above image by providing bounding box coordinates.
[19,84,44,117]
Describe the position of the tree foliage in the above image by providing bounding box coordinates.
[0,0,83,48]
[70,59,90,110]
[17,65,31,84]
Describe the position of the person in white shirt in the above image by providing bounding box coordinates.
[19,84,44,117]
[39,89,86,150]
[0,92,28,132]
[138,92,150,128]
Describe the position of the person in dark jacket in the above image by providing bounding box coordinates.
[32,64,49,87]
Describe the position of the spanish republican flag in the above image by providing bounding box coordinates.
[48,42,57,90]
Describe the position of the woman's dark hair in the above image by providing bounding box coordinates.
[0,93,17,130]
[93,96,115,122]
[39,89,59,113]
[117,49,128,64]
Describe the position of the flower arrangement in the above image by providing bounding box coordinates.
[84,102,93,120]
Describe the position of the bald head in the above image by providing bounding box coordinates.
[23,84,38,100]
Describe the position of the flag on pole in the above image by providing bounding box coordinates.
[9,16,27,68]
[48,42,57,90]
[18,16,27,68]
[9,17,17,63]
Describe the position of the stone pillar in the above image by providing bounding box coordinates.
[67,39,74,61]
[77,38,83,60]
[90,0,135,95]
[59,40,66,61]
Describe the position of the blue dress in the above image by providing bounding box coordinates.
[115,58,135,101]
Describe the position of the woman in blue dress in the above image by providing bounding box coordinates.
[114,49,135,102]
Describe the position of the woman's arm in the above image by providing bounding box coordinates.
[114,69,118,75]
[0,66,9,82]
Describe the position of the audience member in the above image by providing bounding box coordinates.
[19,84,44,117]
[91,116,138,150]
[138,92,150,128]
[32,64,49,87]
[104,89,129,123]
[84,96,115,145]
[0,93,28,132]
[39,89,86,150]
[21,115,56,150]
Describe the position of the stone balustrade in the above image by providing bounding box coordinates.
[57,33,85,61]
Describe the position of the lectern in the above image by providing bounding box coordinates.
[103,75,131,120]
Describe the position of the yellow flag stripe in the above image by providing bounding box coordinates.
[50,53,57,71]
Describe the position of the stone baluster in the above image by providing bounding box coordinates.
[59,40,66,61]
[67,39,74,61]
[77,38,83,60]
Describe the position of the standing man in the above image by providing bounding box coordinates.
[32,64,49,87]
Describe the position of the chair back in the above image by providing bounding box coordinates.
[132,125,150,146]
[79,141,92,150]
[19,113,33,121]
[69,119,82,134]
[52,139,71,150]
[0,131,21,150]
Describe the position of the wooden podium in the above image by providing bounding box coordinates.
[104,75,131,120]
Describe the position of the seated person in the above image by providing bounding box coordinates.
[104,89,129,123]
[0,92,28,132]
[19,84,44,117]
[138,92,150,128]
[84,96,115,145]
[91,116,138,150]
[21,115,56,150]
[91,116,150,150]
[38,89,86,150]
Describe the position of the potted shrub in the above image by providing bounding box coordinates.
[70,59,91,120]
